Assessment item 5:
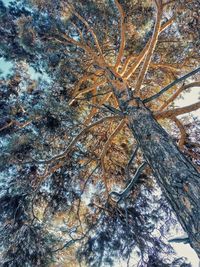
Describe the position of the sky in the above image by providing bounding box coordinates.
[0,58,12,76]
[176,91,200,118]
[2,0,12,6]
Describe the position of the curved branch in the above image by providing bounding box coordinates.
[110,162,147,203]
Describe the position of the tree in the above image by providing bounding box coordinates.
[0,0,200,266]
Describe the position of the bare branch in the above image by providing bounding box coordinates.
[110,162,147,203]
[134,4,163,95]
[158,82,200,111]
[154,101,200,119]
[122,16,173,80]
[114,0,126,71]
[144,66,200,103]
[171,117,187,149]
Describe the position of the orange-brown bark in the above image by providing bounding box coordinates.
[134,3,163,95]
[171,116,187,149]
[122,17,174,80]
[114,0,126,71]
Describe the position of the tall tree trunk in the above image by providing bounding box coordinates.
[127,99,200,258]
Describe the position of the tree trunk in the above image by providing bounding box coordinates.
[127,99,200,258]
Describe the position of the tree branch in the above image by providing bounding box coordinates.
[171,117,187,149]
[66,2,105,64]
[34,116,122,164]
[110,162,147,203]
[154,101,200,119]
[134,4,163,95]
[100,119,126,195]
[144,66,200,103]
[56,33,95,57]
[125,144,139,180]
[122,16,173,80]
[114,0,126,71]
[69,79,106,105]
[83,92,113,125]
[158,82,200,111]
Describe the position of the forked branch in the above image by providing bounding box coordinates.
[122,17,174,80]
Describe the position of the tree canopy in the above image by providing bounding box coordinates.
[0,0,200,266]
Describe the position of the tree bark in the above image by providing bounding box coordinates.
[127,99,200,258]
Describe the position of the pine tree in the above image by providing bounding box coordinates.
[0,0,200,266]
